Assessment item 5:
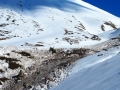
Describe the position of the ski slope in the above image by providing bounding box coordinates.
[0,0,120,48]
[51,46,120,90]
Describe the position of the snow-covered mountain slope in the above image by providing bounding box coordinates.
[0,0,120,48]
[0,0,120,90]
[51,46,120,90]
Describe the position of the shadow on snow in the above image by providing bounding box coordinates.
[0,0,95,12]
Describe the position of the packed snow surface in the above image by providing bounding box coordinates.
[51,46,120,90]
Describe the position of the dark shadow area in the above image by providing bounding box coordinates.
[0,77,9,82]
[0,56,20,70]
[0,0,95,12]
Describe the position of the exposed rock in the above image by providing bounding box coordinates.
[91,35,101,41]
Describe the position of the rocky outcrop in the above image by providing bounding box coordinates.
[1,35,120,90]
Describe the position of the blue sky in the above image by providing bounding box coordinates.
[83,0,120,17]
